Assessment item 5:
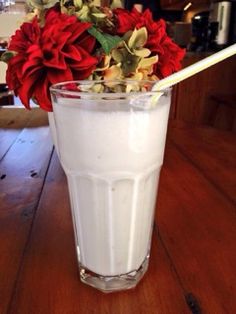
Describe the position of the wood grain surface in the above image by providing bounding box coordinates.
[0,108,53,313]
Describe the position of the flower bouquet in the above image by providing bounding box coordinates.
[1,0,184,111]
[1,0,185,292]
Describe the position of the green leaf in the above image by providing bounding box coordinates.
[0,51,17,63]
[73,0,82,8]
[91,12,107,18]
[110,0,123,9]
[27,0,58,9]
[128,27,147,49]
[134,48,151,58]
[76,4,90,21]
[88,26,123,55]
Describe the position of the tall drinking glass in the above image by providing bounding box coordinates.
[50,80,171,292]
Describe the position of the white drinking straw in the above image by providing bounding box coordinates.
[152,44,236,91]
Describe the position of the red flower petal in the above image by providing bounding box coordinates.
[69,47,97,70]
[18,71,40,109]
[78,34,96,52]
[62,45,83,62]
[43,50,67,70]
[34,78,52,111]
[47,67,73,84]
[66,22,92,44]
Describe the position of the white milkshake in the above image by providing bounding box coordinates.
[51,82,171,290]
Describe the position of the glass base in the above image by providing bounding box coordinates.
[79,256,149,293]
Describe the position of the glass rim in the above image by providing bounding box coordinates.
[50,80,171,97]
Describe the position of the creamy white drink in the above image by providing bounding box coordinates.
[52,94,170,275]
[50,82,171,290]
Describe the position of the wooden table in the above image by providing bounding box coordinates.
[0,108,236,314]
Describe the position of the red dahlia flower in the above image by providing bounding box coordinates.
[113,8,140,34]
[6,8,98,111]
[114,8,185,79]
